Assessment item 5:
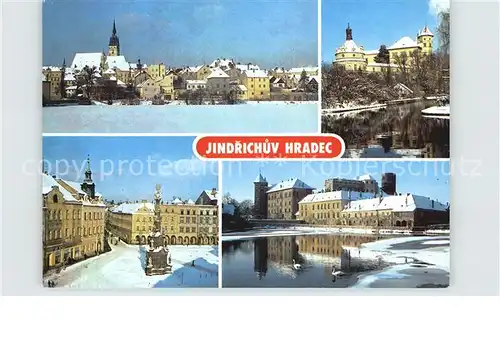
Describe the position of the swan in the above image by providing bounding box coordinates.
[332,267,345,277]
[292,259,301,270]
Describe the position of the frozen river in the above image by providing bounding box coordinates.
[43,103,319,133]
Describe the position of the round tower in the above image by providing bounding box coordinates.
[334,23,367,71]
[417,25,434,55]
[381,173,396,196]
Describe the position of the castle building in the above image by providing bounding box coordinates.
[42,157,106,272]
[324,174,379,194]
[108,19,120,56]
[266,178,315,220]
[334,23,434,72]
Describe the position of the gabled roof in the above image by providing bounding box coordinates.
[71,53,103,71]
[389,36,419,49]
[203,189,219,201]
[42,174,78,202]
[299,190,374,204]
[244,69,268,78]
[267,178,314,193]
[236,64,260,71]
[172,198,183,204]
[207,68,230,79]
[56,178,103,198]
[343,194,448,213]
[106,55,130,71]
[418,25,434,37]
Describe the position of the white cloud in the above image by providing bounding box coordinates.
[429,0,450,16]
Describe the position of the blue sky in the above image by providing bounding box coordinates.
[43,136,218,202]
[43,0,318,68]
[322,0,449,62]
[222,160,450,204]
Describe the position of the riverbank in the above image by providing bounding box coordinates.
[222,226,448,241]
[322,96,431,114]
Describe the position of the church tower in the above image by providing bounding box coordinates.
[81,155,96,199]
[108,19,120,56]
[254,172,269,219]
[417,25,434,55]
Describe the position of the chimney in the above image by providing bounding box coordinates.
[432,200,435,208]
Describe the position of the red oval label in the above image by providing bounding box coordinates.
[193,134,345,160]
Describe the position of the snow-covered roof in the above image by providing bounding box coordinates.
[337,40,363,53]
[57,179,103,198]
[207,68,230,79]
[106,56,130,71]
[299,190,374,204]
[129,63,148,69]
[71,53,103,71]
[186,80,207,84]
[288,66,318,74]
[43,66,61,72]
[172,198,183,204]
[267,178,314,193]
[343,194,448,213]
[389,36,420,50]
[244,69,268,78]
[187,199,195,205]
[104,68,116,75]
[254,173,267,183]
[202,189,219,201]
[42,174,77,202]
[236,64,260,71]
[209,58,234,69]
[365,49,379,55]
[111,202,154,214]
[237,84,247,91]
[418,25,434,37]
[109,76,117,81]
[356,174,376,182]
[64,73,76,81]
[308,76,319,83]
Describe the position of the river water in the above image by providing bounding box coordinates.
[43,103,319,133]
[322,101,450,158]
[222,233,389,288]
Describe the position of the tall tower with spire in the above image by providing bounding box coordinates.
[254,171,269,219]
[417,25,434,55]
[108,19,120,56]
[81,155,96,199]
[346,23,353,41]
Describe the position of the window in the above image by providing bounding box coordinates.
[52,195,58,203]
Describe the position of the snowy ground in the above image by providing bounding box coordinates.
[44,240,218,288]
[421,106,450,118]
[43,104,318,133]
[348,236,450,288]
[345,146,423,158]
[222,226,416,241]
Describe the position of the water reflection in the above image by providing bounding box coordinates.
[222,233,389,287]
[322,101,449,158]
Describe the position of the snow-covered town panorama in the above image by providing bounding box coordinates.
[221,160,450,288]
[321,0,450,159]
[42,1,318,107]
[42,136,219,288]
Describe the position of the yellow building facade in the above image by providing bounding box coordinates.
[43,173,106,272]
[147,64,167,80]
[334,24,434,72]
[42,67,62,100]
[242,70,271,100]
[108,200,218,246]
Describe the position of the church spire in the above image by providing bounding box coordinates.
[81,154,96,199]
[346,23,353,41]
[112,19,117,36]
[84,154,92,181]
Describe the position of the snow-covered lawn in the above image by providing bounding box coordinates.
[47,241,218,288]
[421,106,450,118]
[43,104,318,133]
[346,236,450,288]
[345,146,423,159]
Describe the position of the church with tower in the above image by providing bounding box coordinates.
[108,20,120,57]
[334,23,434,72]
